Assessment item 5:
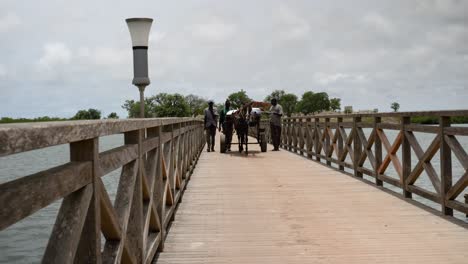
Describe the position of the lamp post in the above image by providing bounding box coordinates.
[126,17,153,118]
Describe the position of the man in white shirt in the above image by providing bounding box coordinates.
[269,98,283,151]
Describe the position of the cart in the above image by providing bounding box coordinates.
[220,108,267,154]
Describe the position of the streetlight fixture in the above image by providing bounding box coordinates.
[126,17,153,118]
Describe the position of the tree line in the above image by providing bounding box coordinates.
[122,89,342,118]
[0,109,119,124]
[3,90,466,124]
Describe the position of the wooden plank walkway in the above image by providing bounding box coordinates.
[156,136,468,263]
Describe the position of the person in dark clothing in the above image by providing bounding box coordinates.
[204,100,218,152]
[219,99,233,151]
[269,98,283,151]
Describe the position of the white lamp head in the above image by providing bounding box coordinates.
[126,18,153,47]
[126,17,153,86]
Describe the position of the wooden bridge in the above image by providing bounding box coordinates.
[1,110,468,263]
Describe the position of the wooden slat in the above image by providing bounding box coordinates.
[357,166,375,177]
[407,185,440,203]
[445,172,468,200]
[98,179,122,240]
[377,130,403,179]
[0,162,92,230]
[405,124,439,133]
[100,144,138,175]
[444,135,468,170]
[446,200,468,214]
[376,123,400,130]
[445,127,468,136]
[357,128,376,170]
[405,132,441,194]
[43,185,93,263]
[143,136,160,154]
[145,233,162,264]
[377,174,402,188]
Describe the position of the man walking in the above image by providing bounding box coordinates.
[204,100,218,152]
[219,99,232,151]
[269,98,283,151]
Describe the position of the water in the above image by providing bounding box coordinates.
[339,127,468,222]
[0,134,124,263]
[1,128,468,263]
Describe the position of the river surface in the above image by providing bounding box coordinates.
[1,127,467,263]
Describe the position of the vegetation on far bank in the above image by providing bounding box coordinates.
[1,89,467,124]
[0,109,119,124]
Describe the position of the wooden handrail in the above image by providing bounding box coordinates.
[283,109,468,119]
[0,118,205,263]
[258,110,468,222]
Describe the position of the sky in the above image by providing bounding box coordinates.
[0,0,467,118]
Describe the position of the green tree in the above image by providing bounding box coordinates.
[264,90,298,116]
[150,93,190,117]
[0,116,68,123]
[228,89,251,109]
[296,91,330,115]
[314,92,330,112]
[121,99,153,118]
[73,108,101,120]
[391,102,400,112]
[344,106,353,114]
[330,98,341,112]
[281,93,298,117]
[264,90,286,102]
[107,112,119,119]
[185,94,207,117]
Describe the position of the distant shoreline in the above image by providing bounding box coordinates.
[2,115,468,124]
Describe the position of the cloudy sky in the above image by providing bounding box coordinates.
[0,0,467,118]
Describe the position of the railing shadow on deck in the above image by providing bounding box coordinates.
[256,110,468,225]
[0,118,205,263]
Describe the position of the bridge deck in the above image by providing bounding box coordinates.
[156,136,467,263]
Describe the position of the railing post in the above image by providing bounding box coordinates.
[124,129,144,262]
[338,117,344,171]
[374,117,383,186]
[353,117,362,178]
[465,194,468,218]
[299,118,304,155]
[293,118,298,153]
[325,117,331,166]
[148,125,165,252]
[287,118,292,151]
[402,116,412,198]
[70,138,101,263]
[281,118,286,149]
[306,117,313,159]
[315,117,320,162]
[440,116,453,216]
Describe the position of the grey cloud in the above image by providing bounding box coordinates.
[0,0,467,118]
[0,12,20,33]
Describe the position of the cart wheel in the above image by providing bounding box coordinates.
[261,135,267,152]
[220,134,226,153]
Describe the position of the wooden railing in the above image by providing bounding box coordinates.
[262,110,468,221]
[0,118,205,263]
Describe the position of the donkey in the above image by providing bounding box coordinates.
[233,102,252,153]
